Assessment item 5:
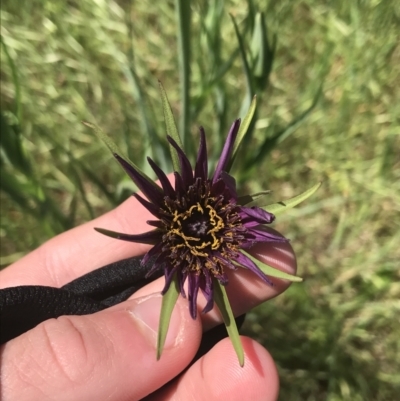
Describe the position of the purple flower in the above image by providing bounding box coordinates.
[95,119,287,319]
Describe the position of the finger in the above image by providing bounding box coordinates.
[145,337,279,401]
[0,293,202,401]
[0,194,154,288]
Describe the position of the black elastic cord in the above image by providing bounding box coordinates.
[0,256,244,354]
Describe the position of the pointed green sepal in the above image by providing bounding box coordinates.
[83,120,124,153]
[213,279,244,367]
[243,251,303,282]
[263,182,322,215]
[232,96,257,160]
[237,190,272,206]
[157,273,180,360]
[158,81,183,174]
[82,121,159,192]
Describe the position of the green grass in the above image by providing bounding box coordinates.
[1,1,399,400]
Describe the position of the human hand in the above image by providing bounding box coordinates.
[0,187,296,401]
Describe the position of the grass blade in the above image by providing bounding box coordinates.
[230,14,254,101]
[175,0,192,152]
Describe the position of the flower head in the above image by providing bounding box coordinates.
[96,119,287,319]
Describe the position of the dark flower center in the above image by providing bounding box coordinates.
[182,208,211,236]
[160,179,245,278]
[167,202,225,258]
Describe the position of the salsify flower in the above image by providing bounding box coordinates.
[95,119,288,319]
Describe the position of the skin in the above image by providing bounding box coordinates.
[0,177,297,401]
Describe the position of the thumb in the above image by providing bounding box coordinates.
[1,293,202,401]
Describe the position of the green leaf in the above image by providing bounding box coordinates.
[231,95,257,163]
[237,190,272,206]
[250,11,275,89]
[230,14,254,100]
[0,112,30,175]
[250,12,266,78]
[264,182,322,215]
[82,121,159,192]
[243,251,303,282]
[1,36,22,122]
[175,0,192,154]
[158,81,183,173]
[157,273,180,360]
[213,280,244,366]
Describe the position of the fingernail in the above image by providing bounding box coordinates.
[129,293,183,350]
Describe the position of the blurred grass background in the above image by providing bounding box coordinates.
[1,0,399,400]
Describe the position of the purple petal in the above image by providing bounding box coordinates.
[147,157,175,197]
[210,177,226,197]
[220,171,238,201]
[161,265,178,295]
[213,253,238,271]
[174,172,186,196]
[234,251,273,286]
[246,227,288,243]
[133,193,162,218]
[188,273,200,319]
[214,272,229,286]
[167,136,194,187]
[213,119,241,183]
[178,270,188,298]
[146,220,165,229]
[239,206,275,225]
[114,154,163,205]
[142,241,164,267]
[94,227,162,245]
[200,270,214,314]
[194,127,208,180]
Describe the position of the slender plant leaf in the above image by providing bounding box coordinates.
[0,112,30,175]
[124,8,163,166]
[0,169,33,212]
[230,14,254,100]
[1,169,70,233]
[175,0,191,153]
[1,36,22,122]
[158,81,183,173]
[250,11,275,90]
[263,182,322,215]
[82,121,159,191]
[231,95,257,163]
[213,280,244,366]
[157,273,180,360]
[243,251,303,282]
[250,13,266,78]
[237,190,272,206]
